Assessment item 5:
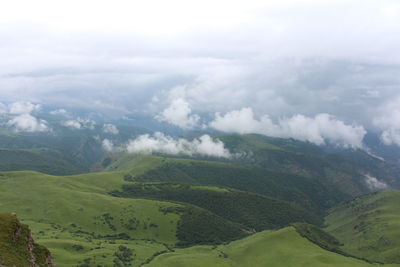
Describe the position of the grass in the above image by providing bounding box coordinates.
[325,190,400,264]
[144,227,382,267]
[112,182,321,230]
[0,170,249,266]
[0,171,182,266]
[107,154,344,213]
[0,148,84,175]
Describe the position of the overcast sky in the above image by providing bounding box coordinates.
[1,0,400,146]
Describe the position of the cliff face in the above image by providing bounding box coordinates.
[0,212,55,267]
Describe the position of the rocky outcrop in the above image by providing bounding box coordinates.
[0,212,55,267]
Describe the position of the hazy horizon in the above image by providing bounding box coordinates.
[1,0,400,148]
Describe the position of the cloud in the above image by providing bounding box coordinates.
[373,97,400,146]
[0,0,399,137]
[102,124,119,135]
[6,113,48,132]
[157,97,200,129]
[364,174,388,191]
[126,132,232,158]
[0,102,6,114]
[8,101,41,115]
[63,120,82,129]
[62,118,95,130]
[209,108,366,148]
[102,139,114,152]
[50,109,68,116]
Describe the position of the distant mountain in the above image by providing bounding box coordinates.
[1,130,400,266]
[0,131,106,174]
[105,154,346,213]
[220,134,400,194]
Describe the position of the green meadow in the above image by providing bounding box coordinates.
[145,227,382,267]
[325,190,400,264]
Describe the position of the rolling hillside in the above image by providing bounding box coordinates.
[105,154,347,213]
[111,182,322,230]
[0,131,106,174]
[0,148,84,175]
[0,171,248,265]
[325,190,400,264]
[1,133,400,266]
[143,227,382,267]
[220,134,400,193]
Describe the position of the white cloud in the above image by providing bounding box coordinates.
[0,0,399,132]
[373,97,400,146]
[126,132,232,158]
[102,124,119,135]
[63,118,95,130]
[63,120,81,129]
[50,109,68,116]
[364,174,388,191]
[209,107,366,148]
[6,113,48,132]
[102,139,114,152]
[8,101,41,115]
[157,97,200,129]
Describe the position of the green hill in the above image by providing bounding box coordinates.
[325,190,400,264]
[0,212,54,267]
[0,148,84,175]
[0,171,247,266]
[111,182,321,230]
[105,154,346,213]
[220,134,400,193]
[0,132,106,174]
[143,227,381,267]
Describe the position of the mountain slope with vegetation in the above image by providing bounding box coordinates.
[144,227,380,267]
[111,182,322,230]
[221,134,400,193]
[0,171,248,265]
[325,190,400,264]
[0,148,84,175]
[105,154,347,213]
[0,212,54,267]
[1,131,400,266]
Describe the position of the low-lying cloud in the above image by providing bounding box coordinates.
[209,108,366,148]
[50,109,68,116]
[8,101,41,115]
[157,97,200,129]
[126,132,232,158]
[373,97,400,146]
[103,124,119,135]
[63,118,96,130]
[102,138,115,152]
[364,174,388,191]
[2,101,49,133]
[6,113,48,132]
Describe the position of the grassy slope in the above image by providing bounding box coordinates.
[325,190,400,264]
[112,182,321,230]
[145,227,384,267]
[0,170,248,266]
[105,154,344,213]
[0,171,182,266]
[221,134,400,194]
[0,148,84,175]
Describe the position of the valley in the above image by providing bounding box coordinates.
[1,133,400,266]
